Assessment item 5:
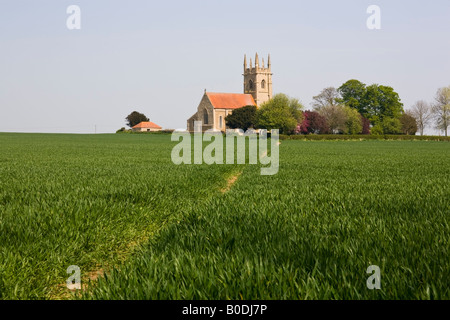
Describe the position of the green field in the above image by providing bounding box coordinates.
[0,133,449,300]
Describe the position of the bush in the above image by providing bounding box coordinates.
[381,117,403,135]
[371,117,403,135]
[371,124,384,135]
[225,106,257,131]
[116,127,131,133]
[256,94,304,135]
[278,135,450,142]
[299,111,329,134]
[361,116,371,134]
[343,106,363,135]
[400,113,418,135]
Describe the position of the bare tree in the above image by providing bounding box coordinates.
[311,87,341,110]
[410,100,432,136]
[432,86,450,137]
[318,104,348,134]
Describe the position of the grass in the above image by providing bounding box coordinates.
[0,133,239,299]
[0,133,449,299]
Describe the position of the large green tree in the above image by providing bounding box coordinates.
[363,84,404,124]
[338,80,404,126]
[255,94,304,134]
[126,111,149,128]
[225,105,257,131]
[337,80,367,111]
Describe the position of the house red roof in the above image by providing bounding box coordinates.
[206,92,256,109]
[132,121,162,129]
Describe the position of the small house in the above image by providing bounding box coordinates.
[132,121,163,132]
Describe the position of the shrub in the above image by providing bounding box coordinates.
[400,113,418,135]
[255,94,304,135]
[299,111,329,134]
[225,105,257,131]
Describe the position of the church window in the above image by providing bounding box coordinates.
[204,111,208,124]
[261,80,266,89]
[249,80,254,90]
[219,116,223,129]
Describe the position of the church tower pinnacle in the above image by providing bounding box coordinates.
[243,53,273,106]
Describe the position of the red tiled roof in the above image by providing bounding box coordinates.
[132,121,162,129]
[206,92,256,109]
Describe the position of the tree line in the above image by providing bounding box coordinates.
[226,80,450,136]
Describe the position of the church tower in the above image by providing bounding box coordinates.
[243,53,273,106]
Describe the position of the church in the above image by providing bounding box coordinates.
[187,53,273,132]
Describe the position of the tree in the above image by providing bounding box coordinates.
[400,112,418,135]
[288,97,305,125]
[370,124,384,135]
[372,117,402,135]
[410,100,432,136]
[255,94,304,135]
[225,105,257,131]
[363,84,404,124]
[126,111,149,128]
[383,117,403,134]
[361,116,371,134]
[337,80,367,111]
[338,80,404,126]
[311,87,341,110]
[432,86,450,137]
[299,111,329,134]
[343,106,363,135]
[318,104,348,134]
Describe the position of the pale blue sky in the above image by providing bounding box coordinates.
[0,0,449,133]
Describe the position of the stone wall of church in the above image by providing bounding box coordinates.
[213,109,231,131]
[187,94,214,132]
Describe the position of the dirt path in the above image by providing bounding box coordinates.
[220,170,243,193]
[54,170,244,299]
[50,235,150,300]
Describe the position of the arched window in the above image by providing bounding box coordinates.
[204,111,208,125]
[219,116,223,129]
[261,80,266,89]
[249,80,254,90]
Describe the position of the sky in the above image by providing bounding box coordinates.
[0,0,449,134]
